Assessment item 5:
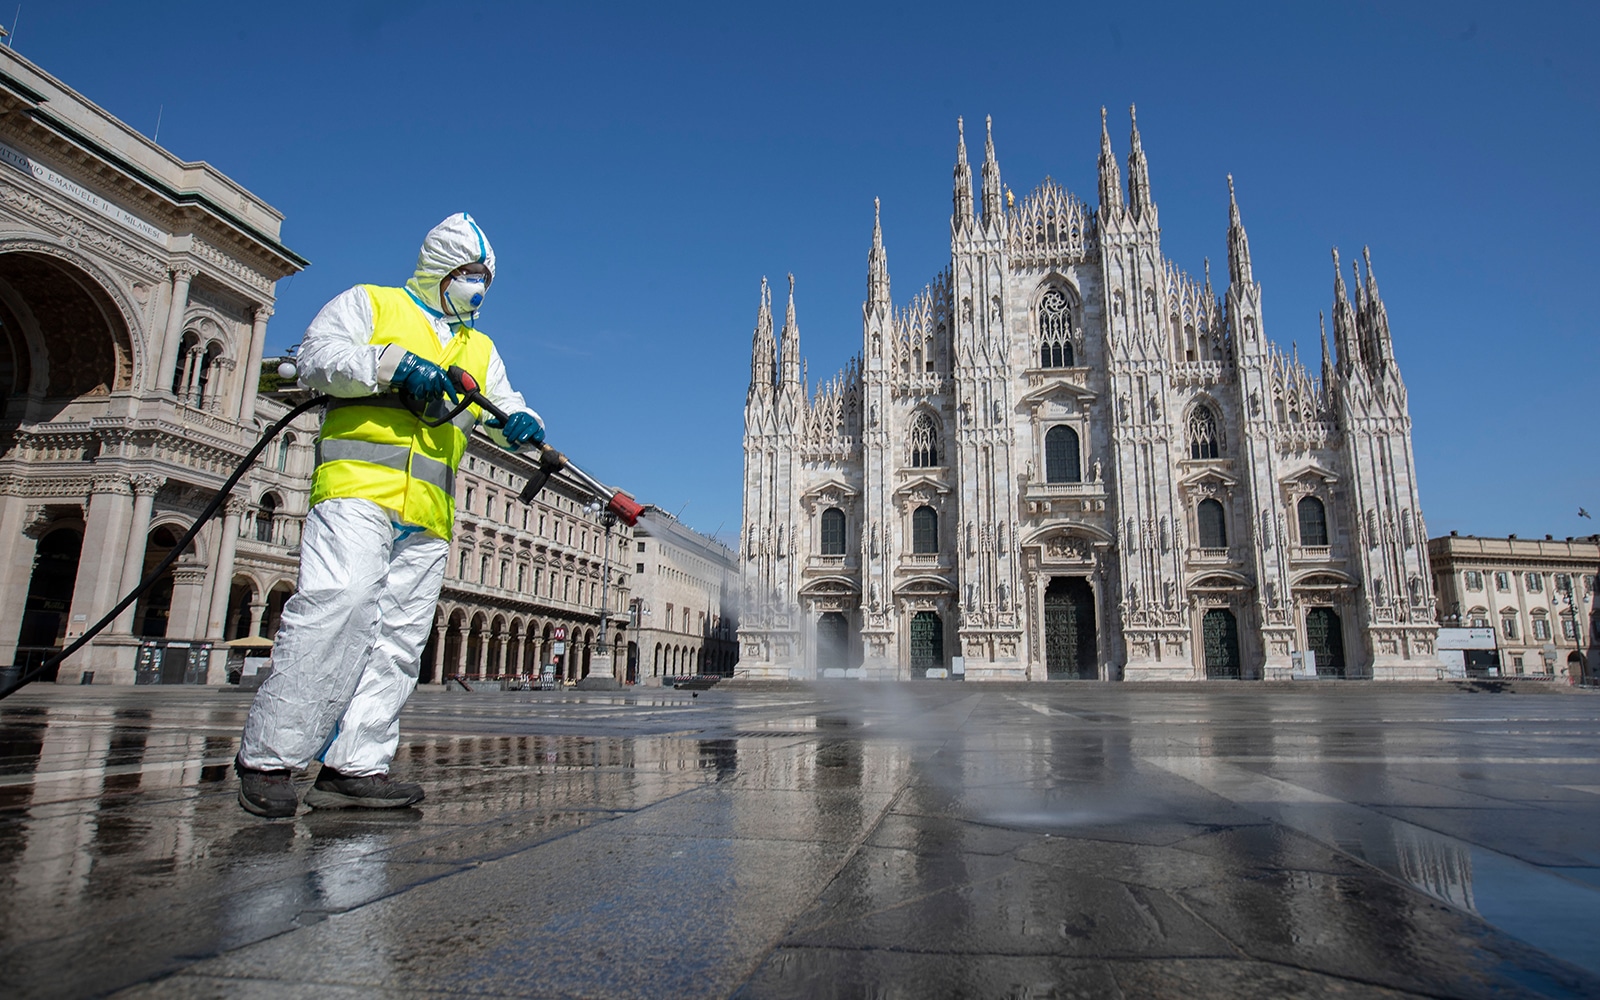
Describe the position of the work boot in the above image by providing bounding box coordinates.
[305,766,425,810]
[235,756,300,818]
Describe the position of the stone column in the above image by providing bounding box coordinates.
[166,565,210,639]
[247,601,267,638]
[154,267,197,394]
[113,474,166,635]
[63,476,134,647]
[236,305,273,422]
[204,497,249,640]
[0,502,46,666]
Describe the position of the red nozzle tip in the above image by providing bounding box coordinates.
[449,366,480,394]
[608,492,644,527]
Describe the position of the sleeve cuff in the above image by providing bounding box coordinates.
[375,344,407,386]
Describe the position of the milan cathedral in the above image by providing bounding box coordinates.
[739,109,1440,682]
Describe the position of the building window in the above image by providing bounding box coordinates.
[1464,571,1484,591]
[1494,572,1510,591]
[1532,617,1550,641]
[912,505,938,554]
[637,542,646,552]
[480,555,491,584]
[1187,404,1221,460]
[465,486,475,512]
[1564,616,1579,640]
[1502,616,1518,640]
[255,494,279,543]
[820,507,846,556]
[1469,616,1489,628]
[1296,496,1328,547]
[517,564,526,590]
[458,550,469,578]
[1526,572,1543,592]
[500,560,510,589]
[1038,288,1074,368]
[909,412,939,467]
[1197,498,1227,549]
[505,501,513,523]
[1045,426,1081,483]
[277,434,295,473]
[1555,573,1572,594]
[636,562,645,573]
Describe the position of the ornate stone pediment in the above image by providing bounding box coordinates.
[894,574,956,599]
[1019,377,1096,414]
[892,474,951,509]
[799,478,859,514]
[1178,468,1237,495]
[1022,521,1112,552]
[1282,464,1339,495]
[1189,571,1252,591]
[1292,570,1355,589]
[798,575,861,598]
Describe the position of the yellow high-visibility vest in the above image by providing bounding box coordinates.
[308,285,494,540]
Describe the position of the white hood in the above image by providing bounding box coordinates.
[403,213,496,316]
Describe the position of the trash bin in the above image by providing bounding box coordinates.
[79,671,94,685]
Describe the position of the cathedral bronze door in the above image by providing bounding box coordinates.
[817,612,850,674]
[1305,607,1345,677]
[909,611,943,677]
[1044,577,1097,679]
[1202,609,1241,679]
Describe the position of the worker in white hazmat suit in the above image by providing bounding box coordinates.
[235,213,544,817]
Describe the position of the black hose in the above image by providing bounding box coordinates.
[0,393,330,700]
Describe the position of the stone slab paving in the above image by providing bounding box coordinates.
[1,683,1599,998]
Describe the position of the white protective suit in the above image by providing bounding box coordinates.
[239,214,539,776]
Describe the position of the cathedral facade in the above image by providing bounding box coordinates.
[739,110,1440,682]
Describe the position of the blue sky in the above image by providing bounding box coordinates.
[19,1,1598,543]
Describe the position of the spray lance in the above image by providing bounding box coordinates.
[0,368,642,701]
[445,366,645,525]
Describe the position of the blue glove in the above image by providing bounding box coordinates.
[488,411,545,450]
[392,352,459,405]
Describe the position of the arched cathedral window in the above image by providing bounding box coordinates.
[1038,288,1074,367]
[1297,496,1328,547]
[912,506,938,554]
[1045,426,1080,483]
[1197,498,1227,549]
[819,507,845,556]
[909,412,939,467]
[1188,404,1221,460]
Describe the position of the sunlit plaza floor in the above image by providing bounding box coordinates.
[3,681,1600,998]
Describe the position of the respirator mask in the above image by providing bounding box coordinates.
[441,274,487,323]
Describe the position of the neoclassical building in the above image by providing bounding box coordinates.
[0,47,309,685]
[424,433,636,686]
[739,111,1440,681]
[630,510,739,683]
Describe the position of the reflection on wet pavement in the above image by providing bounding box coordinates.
[1,685,1599,998]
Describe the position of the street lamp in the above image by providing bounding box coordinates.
[629,598,651,684]
[575,503,621,690]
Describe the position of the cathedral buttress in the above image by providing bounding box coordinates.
[1331,247,1438,677]
[1225,178,1296,671]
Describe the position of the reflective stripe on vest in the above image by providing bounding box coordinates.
[314,440,456,496]
[308,285,496,539]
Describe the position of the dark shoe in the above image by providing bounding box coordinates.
[236,756,299,818]
[305,766,425,810]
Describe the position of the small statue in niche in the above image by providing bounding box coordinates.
[1092,458,1102,482]
[991,400,1003,424]
[1250,391,1261,417]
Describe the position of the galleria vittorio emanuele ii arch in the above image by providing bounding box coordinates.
[0,46,310,686]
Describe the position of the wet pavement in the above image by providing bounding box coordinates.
[3,684,1600,998]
